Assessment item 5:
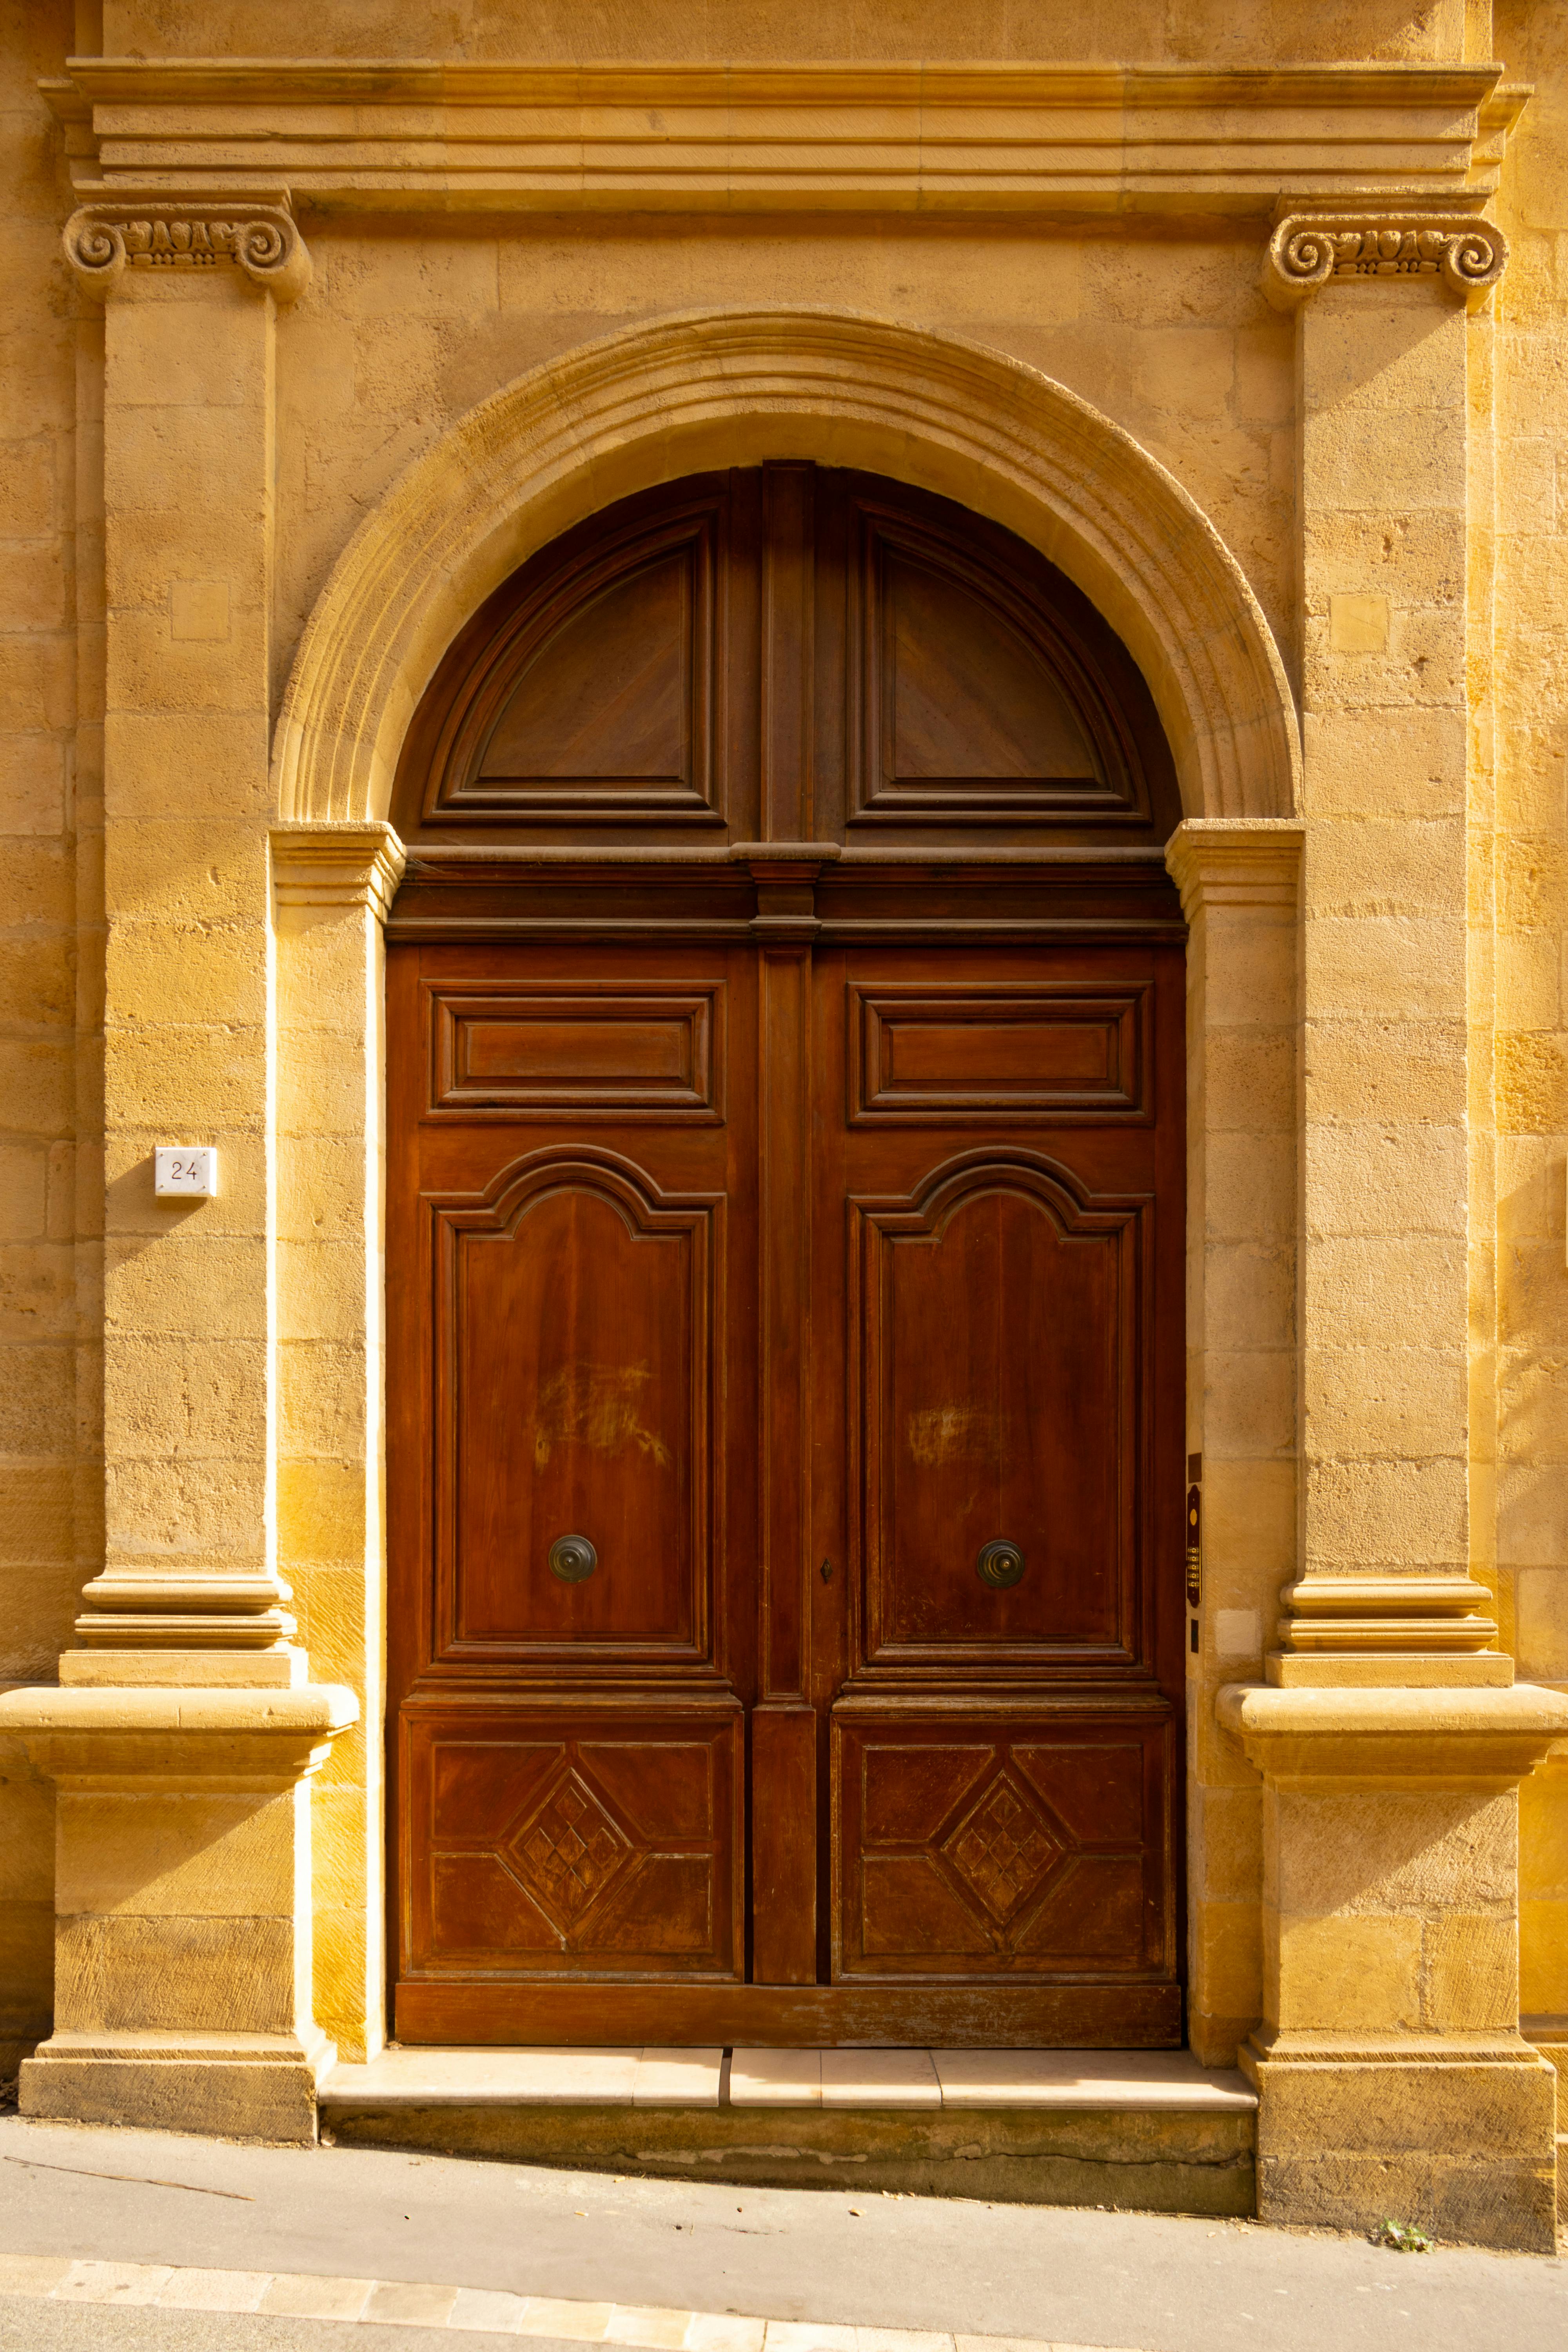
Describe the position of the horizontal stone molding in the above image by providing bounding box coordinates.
[62,183,311,302]
[271,821,408,921]
[74,1570,296,1652]
[1218,1681,1568,1791]
[1263,207,1508,311]
[271,307,1300,832]
[1277,1575,1501,1657]
[1164,816,1304,918]
[42,60,1525,214]
[0,1682,359,1788]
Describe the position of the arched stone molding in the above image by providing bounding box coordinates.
[270,308,1299,827]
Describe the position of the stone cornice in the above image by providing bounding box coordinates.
[1263,201,1508,310]
[62,181,311,302]
[270,822,408,921]
[40,57,1528,217]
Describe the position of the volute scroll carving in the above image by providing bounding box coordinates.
[1263,210,1507,313]
[63,186,311,304]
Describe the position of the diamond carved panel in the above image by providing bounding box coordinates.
[939,1767,1065,1927]
[505,1763,633,1933]
[832,1716,1174,1978]
[408,1709,744,1979]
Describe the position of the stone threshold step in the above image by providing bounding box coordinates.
[321,2047,1254,2115]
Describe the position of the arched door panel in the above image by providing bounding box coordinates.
[392,466,1178,852]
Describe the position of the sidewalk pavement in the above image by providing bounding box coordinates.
[0,2112,1563,2352]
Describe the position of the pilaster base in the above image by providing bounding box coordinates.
[20,2027,335,2145]
[1219,1679,1568,2251]
[0,1681,358,2147]
[1242,2029,1558,2254]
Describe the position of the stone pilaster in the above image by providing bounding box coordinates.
[0,1682,356,2141]
[0,188,356,2144]
[1164,818,1302,2066]
[62,187,307,1673]
[270,822,405,2065]
[1219,198,1568,2252]
[1281,201,1501,1686]
[1222,1681,1568,2252]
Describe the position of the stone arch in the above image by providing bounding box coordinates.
[271,307,1299,825]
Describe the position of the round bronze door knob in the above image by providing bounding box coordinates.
[548,1534,597,1584]
[976,1538,1025,1590]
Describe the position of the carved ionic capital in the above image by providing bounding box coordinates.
[1263,210,1507,314]
[63,185,311,304]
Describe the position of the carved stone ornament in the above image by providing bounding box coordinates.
[1263,211,1507,313]
[63,186,311,304]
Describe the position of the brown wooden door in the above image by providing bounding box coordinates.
[388,933,1184,2044]
[387,465,1185,2047]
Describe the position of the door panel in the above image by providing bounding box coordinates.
[406,1702,744,1977]
[426,495,733,830]
[813,942,1181,2003]
[850,984,1146,1122]
[833,1711,1172,1979]
[428,981,722,1120]
[389,942,758,1994]
[857,1157,1136,1659]
[443,1163,710,1653]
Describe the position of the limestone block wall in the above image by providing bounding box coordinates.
[270,222,1297,738]
[1495,0,1568,2025]
[0,0,85,2078]
[97,0,1480,67]
[3,0,1567,2102]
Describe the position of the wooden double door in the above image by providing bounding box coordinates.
[388,930,1186,2045]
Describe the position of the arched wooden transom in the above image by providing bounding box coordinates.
[392,465,1180,848]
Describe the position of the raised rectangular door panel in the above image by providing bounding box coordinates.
[831,1707,1174,1981]
[851,984,1147,1122]
[428,980,722,1120]
[434,1154,715,1662]
[403,1700,744,1980]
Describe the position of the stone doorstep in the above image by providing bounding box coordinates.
[0,2256,1136,2352]
[319,2048,1256,2117]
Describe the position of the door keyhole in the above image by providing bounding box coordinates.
[819,1558,834,1584]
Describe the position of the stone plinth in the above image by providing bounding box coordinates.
[0,1682,357,2142]
[1220,1681,1568,2251]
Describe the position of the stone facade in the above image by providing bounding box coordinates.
[0,0,1566,2251]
